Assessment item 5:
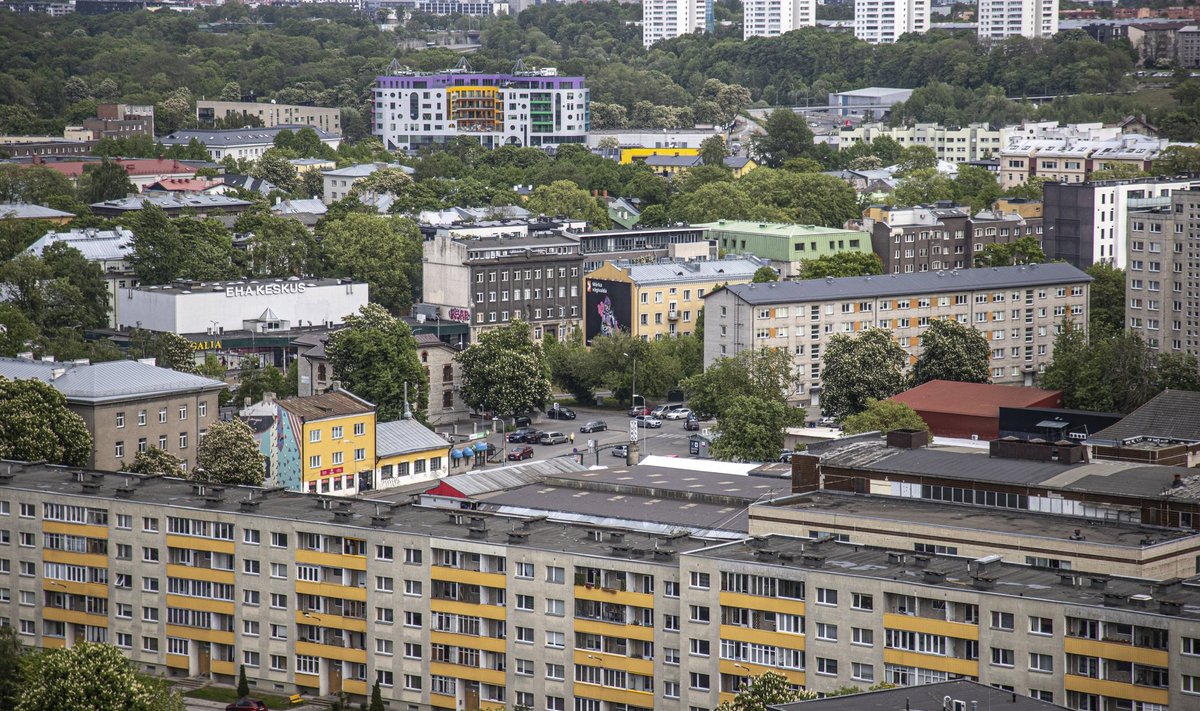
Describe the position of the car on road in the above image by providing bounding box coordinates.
[779,450,793,462]
[612,444,628,458]
[628,405,652,416]
[580,420,608,433]
[635,415,663,429]
[507,445,534,461]
[684,417,700,431]
[539,431,569,445]
[546,406,576,420]
[521,429,544,444]
[664,408,692,420]
[514,415,532,427]
[817,416,838,427]
[225,699,268,711]
[507,427,535,443]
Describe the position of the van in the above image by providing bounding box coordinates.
[652,404,685,418]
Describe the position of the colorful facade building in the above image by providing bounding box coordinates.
[268,390,377,496]
[698,221,874,278]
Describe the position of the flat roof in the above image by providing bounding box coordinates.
[697,220,866,237]
[891,380,1061,417]
[770,680,1064,711]
[132,277,357,295]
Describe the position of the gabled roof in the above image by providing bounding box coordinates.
[376,418,451,458]
[1090,389,1200,444]
[0,203,76,220]
[0,357,225,404]
[278,390,374,422]
[891,380,1062,418]
[24,227,134,262]
[38,158,195,179]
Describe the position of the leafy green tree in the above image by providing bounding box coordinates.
[951,165,1002,213]
[715,670,807,711]
[636,203,669,227]
[751,266,778,283]
[1086,262,1126,339]
[237,665,250,698]
[251,149,298,193]
[456,320,552,417]
[1002,177,1050,202]
[841,399,930,435]
[195,419,265,486]
[220,82,242,102]
[0,304,40,357]
[124,204,184,285]
[175,218,238,281]
[589,102,628,129]
[893,145,938,175]
[234,212,320,277]
[124,447,184,477]
[325,304,428,422]
[751,109,814,168]
[1039,319,1089,407]
[973,236,1045,267]
[699,135,728,166]
[0,624,24,711]
[17,642,184,711]
[1088,163,1148,181]
[798,251,883,279]
[526,180,611,228]
[1073,331,1159,414]
[2,244,111,332]
[130,330,198,373]
[0,165,77,206]
[236,357,291,406]
[63,76,92,104]
[893,168,955,206]
[682,347,797,419]
[1157,352,1200,392]
[545,330,601,405]
[348,167,415,202]
[77,159,137,204]
[711,396,801,462]
[911,318,990,386]
[318,214,422,314]
[821,328,908,418]
[0,376,92,466]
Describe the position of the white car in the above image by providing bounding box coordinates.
[664,408,692,420]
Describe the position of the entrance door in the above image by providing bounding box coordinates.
[198,642,211,676]
[464,681,480,711]
[328,661,342,695]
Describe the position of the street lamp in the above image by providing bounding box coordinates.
[492,416,505,466]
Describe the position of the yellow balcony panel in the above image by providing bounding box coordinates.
[882,649,979,677]
[165,625,235,645]
[211,660,236,677]
[430,693,456,709]
[42,521,108,539]
[41,636,66,649]
[572,650,655,676]
[166,564,236,585]
[431,631,507,654]
[166,654,189,670]
[573,682,654,707]
[719,659,805,686]
[479,705,507,711]
[1064,674,1170,707]
[430,566,507,589]
[43,579,108,599]
[883,613,980,641]
[429,662,506,687]
[43,607,108,627]
[719,624,805,651]
[1063,637,1170,667]
[296,548,368,571]
[719,592,806,617]
[430,598,507,621]
[720,692,736,705]
[342,680,368,696]
[294,580,368,602]
[574,585,655,609]
[165,595,236,616]
[295,641,368,664]
[165,535,235,555]
[574,618,655,642]
[295,674,321,691]
[293,611,368,634]
[42,549,108,568]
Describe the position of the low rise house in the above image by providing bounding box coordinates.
[23,227,137,326]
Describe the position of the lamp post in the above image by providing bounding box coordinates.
[492,416,504,467]
[623,352,642,465]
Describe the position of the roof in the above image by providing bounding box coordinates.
[697,220,867,237]
[831,87,912,98]
[272,198,327,216]
[770,680,1063,711]
[277,390,374,422]
[891,380,1062,418]
[222,175,278,195]
[623,257,765,285]
[1090,389,1200,444]
[321,162,414,178]
[723,155,752,169]
[0,203,76,220]
[159,125,338,148]
[146,178,224,192]
[24,227,134,262]
[131,277,354,295]
[90,194,252,212]
[715,263,1090,305]
[0,357,226,404]
[36,158,195,179]
[414,333,455,350]
[644,155,700,168]
[375,418,451,457]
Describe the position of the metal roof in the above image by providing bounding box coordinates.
[90,194,251,212]
[0,203,76,220]
[0,357,225,404]
[376,419,452,458]
[24,227,134,262]
[160,125,338,148]
[278,390,374,422]
[623,257,765,285]
[1089,389,1200,445]
[770,680,1064,711]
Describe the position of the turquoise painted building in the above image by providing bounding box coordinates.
[698,220,873,277]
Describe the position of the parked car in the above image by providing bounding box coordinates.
[628,405,652,417]
[612,444,628,458]
[634,415,663,429]
[779,450,793,463]
[225,700,268,711]
[521,429,545,444]
[539,431,569,445]
[513,414,532,427]
[817,416,838,427]
[507,427,535,443]
[546,406,576,420]
[580,421,608,433]
[507,445,534,461]
[684,417,700,431]
[664,408,692,420]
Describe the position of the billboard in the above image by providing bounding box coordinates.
[584,278,632,345]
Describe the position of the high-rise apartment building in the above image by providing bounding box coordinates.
[1126,186,1200,355]
[853,0,930,44]
[642,0,712,47]
[742,0,816,39]
[977,0,1059,40]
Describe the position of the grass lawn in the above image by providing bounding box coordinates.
[183,685,296,709]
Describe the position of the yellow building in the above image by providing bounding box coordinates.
[583,257,768,342]
[618,146,700,165]
[373,417,452,491]
[278,390,376,497]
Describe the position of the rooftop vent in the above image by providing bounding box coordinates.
[923,569,947,584]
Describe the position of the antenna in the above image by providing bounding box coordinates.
[402,383,413,421]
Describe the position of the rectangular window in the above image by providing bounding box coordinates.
[852,593,873,610]
[991,611,1014,630]
[817,588,837,606]
[991,647,1014,667]
[1029,652,1053,672]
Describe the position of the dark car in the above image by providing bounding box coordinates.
[225,699,268,711]
[779,450,793,463]
[684,417,700,431]
[580,420,608,433]
[507,445,534,461]
[514,414,532,427]
[628,405,652,417]
[521,429,545,444]
[507,427,535,443]
[612,444,628,458]
[546,406,576,420]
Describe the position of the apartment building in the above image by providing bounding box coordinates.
[853,0,930,44]
[196,101,342,136]
[158,126,341,162]
[698,221,873,278]
[271,391,377,496]
[0,357,225,472]
[642,0,712,47]
[574,225,715,273]
[373,66,588,152]
[5,461,1200,711]
[23,227,137,327]
[832,122,1005,164]
[998,133,1175,189]
[977,0,1059,40]
[702,263,1090,409]
[320,162,413,205]
[1043,176,1200,269]
[861,203,972,274]
[742,0,816,39]
[1126,186,1200,355]
[582,257,766,343]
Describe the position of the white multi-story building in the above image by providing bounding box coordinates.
[853,0,930,43]
[642,0,711,47]
[742,0,816,39]
[977,0,1059,40]
[828,122,1007,163]
[373,66,588,152]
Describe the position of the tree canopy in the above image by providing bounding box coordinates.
[456,320,552,417]
[798,251,884,279]
[821,328,908,418]
[683,347,798,419]
[841,399,929,435]
[910,318,991,386]
[16,642,184,711]
[195,419,265,486]
[325,304,428,422]
[0,376,92,466]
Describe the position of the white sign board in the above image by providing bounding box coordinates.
[629,419,639,443]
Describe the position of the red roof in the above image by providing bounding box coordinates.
[33,158,196,179]
[424,481,466,499]
[890,380,1062,418]
[146,178,222,192]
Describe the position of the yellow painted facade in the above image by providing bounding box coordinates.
[619,147,700,165]
[298,412,376,494]
[375,446,451,486]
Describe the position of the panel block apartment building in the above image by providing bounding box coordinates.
[703,263,1090,410]
[4,461,1200,711]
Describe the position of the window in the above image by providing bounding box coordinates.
[689,673,710,691]
[516,626,534,644]
[159,408,167,424]
[376,544,393,560]
[271,532,287,548]
[405,611,422,627]
[142,577,159,592]
[516,594,534,611]
[243,590,260,606]
[178,432,188,449]
[690,571,710,589]
[269,593,286,609]
[404,580,422,596]
[991,647,1014,667]
[1184,675,1200,694]
[404,643,421,659]
[116,412,125,428]
[665,681,680,698]
[1184,637,1200,656]
[1029,616,1053,635]
[853,627,874,646]
[546,565,564,583]
[665,580,680,597]
[689,605,710,623]
[243,559,260,575]
[817,588,837,606]
[516,562,534,579]
[1029,652,1053,672]
[663,614,679,631]
[852,593,873,610]
[243,651,260,668]
[546,598,565,616]
[375,576,393,592]
[405,548,422,564]
[817,623,838,641]
[546,663,565,680]
[115,441,124,459]
[142,606,159,622]
[270,624,287,640]
[198,401,207,418]
[138,410,146,426]
[546,631,565,648]
[816,657,838,676]
[991,611,1014,631]
[852,662,875,682]
[690,639,710,657]
[665,647,680,665]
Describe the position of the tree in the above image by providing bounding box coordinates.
[1088,163,1148,181]
[525,180,611,228]
[63,76,92,104]
[325,304,428,422]
[16,642,184,711]
[125,204,185,285]
[456,320,552,417]
[798,252,883,279]
[1039,319,1089,408]
[237,665,250,698]
[1003,176,1050,202]
[348,167,414,202]
[0,304,39,358]
[842,399,930,435]
[130,330,198,374]
[715,671,806,711]
[973,236,1045,267]
[545,329,601,405]
[1086,262,1126,339]
[821,328,908,418]
[893,145,938,175]
[235,212,320,277]
[911,318,991,386]
[1157,352,1200,392]
[893,168,954,206]
[251,150,298,193]
[318,214,422,314]
[699,135,728,166]
[751,109,813,168]
[77,159,136,204]
[0,625,23,711]
[711,396,799,462]
[195,419,264,486]
[220,81,242,102]
[369,683,385,711]
[751,266,778,283]
[175,218,238,281]
[236,357,291,406]
[951,165,1002,213]
[0,376,91,466]
[682,347,798,419]
[124,447,185,477]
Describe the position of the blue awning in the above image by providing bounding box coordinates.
[473,441,489,453]
[450,448,464,459]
